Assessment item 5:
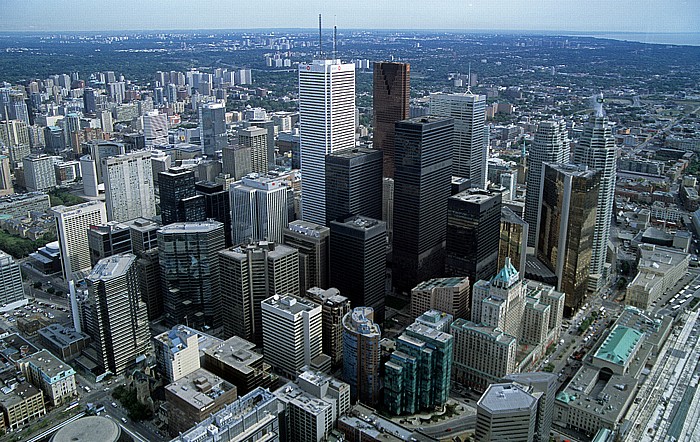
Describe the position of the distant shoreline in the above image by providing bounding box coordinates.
[567,32,700,47]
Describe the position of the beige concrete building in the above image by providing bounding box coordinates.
[626,244,689,310]
[153,325,200,384]
[410,276,470,320]
[19,349,77,406]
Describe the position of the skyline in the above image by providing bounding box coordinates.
[0,0,698,34]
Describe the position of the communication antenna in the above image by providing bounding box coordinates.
[333,22,337,60]
[466,62,473,94]
[318,14,323,58]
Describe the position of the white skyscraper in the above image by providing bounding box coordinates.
[430,92,487,188]
[101,151,156,222]
[23,154,57,192]
[524,119,569,247]
[51,201,108,281]
[143,110,169,147]
[298,59,355,225]
[572,110,616,291]
[230,174,288,245]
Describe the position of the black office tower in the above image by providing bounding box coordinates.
[446,189,502,285]
[196,181,233,247]
[325,146,383,225]
[159,167,206,224]
[330,215,387,323]
[392,117,454,293]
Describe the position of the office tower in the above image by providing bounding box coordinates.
[22,154,56,191]
[430,92,487,188]
[261,294,325,379]
[85,254,151,375]
[153,87,165,106]
[446,189,502,287]
[524,119,569,247]
[99,109,113,133]
[572,112,617,291]
[158,221,226,329]
[382,178,394,244]
[90,141,126,182]
[107,81,125,103]
[219,242,299,345]
[44,126,66,154]
[298,59,356,226]
[83,87,97,114]
[195,181,232,247]
[411,276,470,320]
[87,222,132,266]
[238,126,268,173]
[499,206,528,277]
[159,167,205,224]
[153,325,200,383]
[471,258,527,339]
[125,217,160,253]
[475,383,537,442]
[0,251,25,308]
[0,120,30,169]
[101,151,156,222]
[200,102,227,157]
[0,155,12,196]
[306,287,351,368]
[373,62,410,178]
[143,110,168,147]
[135,247,162,320]
[450,319,517,392]
[384,320,453,416]
[283,220,330,291]
[503,372,557,442]
[247,119,276,170]
[325,146,383,224]
[63,113,81,152]
[342,307,381,405]
[330,215,387,322]
[222,145,252,180]
[202,336,276,395]
[537,163,600,315]
[79,155,98,197]
[51,201,108,281]
[392,117,454,293]
[230,175,288,245]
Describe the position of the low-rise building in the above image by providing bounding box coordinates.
[37,324,90,362]
[19,349,77,406]
[626,244,689,310]
[202,335,276,395]
[0,375,46,430]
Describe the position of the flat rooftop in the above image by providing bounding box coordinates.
[165,368,235,410]
[21,349,75,379]
[86,253,136,281]
[203,336,263,375]
[158,221,223,234]
[52,416,120,442]
[478,383,536,413]
[413,276,469,291]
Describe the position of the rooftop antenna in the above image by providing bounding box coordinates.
[333,18,337,60]
[466,62,473,94]
[318,14,323,58]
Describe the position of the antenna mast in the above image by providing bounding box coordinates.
[466,62,472,94]
[318,14,322,58]
[333,24,337,60]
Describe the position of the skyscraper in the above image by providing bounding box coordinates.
[159,167,205,224]
[200,102,227,158]
[537,163,600,315]
[330,215,387,322]
[475,383,537,442]
[101,151,156,222]
[298,59,356,226]
[0,155,12,196]
[195,181,232,247]
[572,111,617,291]
[524,119,569,247]
[0,251,25,309]
[230,175,289,245]
[373,62,410,178]
[0,119,30,170]
[325,146,383,224]
[238,126,268,174]
[392,117,454,293]
[342,307,381,405]
[430,92,487,188]
[22,154,56,192]
[283,220,330,291]
[219,241,299,345]
[158,221,226,329]
[143,110,169,147]
[499,206,529,277]
[222,145,251,180]
[85,253,151,375]
[87,222,133,266]
[445,189,502,287]
[305,287,351,369]
[51,201,108,281]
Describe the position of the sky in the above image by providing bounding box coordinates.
[0,0,698,33]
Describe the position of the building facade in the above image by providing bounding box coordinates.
[101,151,156,222]
[342,307,381,406]
[373,62,410,178]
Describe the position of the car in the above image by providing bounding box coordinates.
[121,417,127,424]
[112,402,117,407]
[446,428,452,432]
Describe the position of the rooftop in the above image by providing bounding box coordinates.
[594,326,643,366]
[203,336,263,375]
[20,349,75,380]
[262,294,320,315]
[52,416,120,442]
[478,383,537,413]
[86,253,136,281]
[412,276,469,291]
[165,368,235,409]
[158,220,223,234]
[275,381,332,415]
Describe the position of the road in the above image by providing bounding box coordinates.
[418,413,477,438]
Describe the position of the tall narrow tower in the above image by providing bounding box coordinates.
[572,107,616,291]
[524,119,569,247]
[373,62,410,178]
[298,58,356,226]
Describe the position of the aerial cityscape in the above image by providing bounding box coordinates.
[0,2,699,442]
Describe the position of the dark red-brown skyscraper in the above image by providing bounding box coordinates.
[373,62,410,178]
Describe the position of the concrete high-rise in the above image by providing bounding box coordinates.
[158,221,226,329]
[524,119,569,247]
[283,221,330,291]
[392,117,454,293]
[87,222,132,266]
[298,59,356,226]
[261,294,325,379]
[330,215,387,323]
[503,372,557,442]
[430,92,487,188]
[342,307,381,406]
[325,146,383,224]
[101,151,156,222]
[159,167,205,224]
[305,287,351,369]
[143,110,169,147]
[537,163,600,315]
[85,254,151,375]
[410,276,470,320]
[51,201,108,281]
[446,189,502,288]
[0,119,30,170]
[0,155,13,196]
[200,102,227,158]
[230,175,288,245]
[238,126,268,174]
[23,154,56,191]
[572,112,617,291]
[153,325,200,384]
[373,62,410,178]
[222,145,251,180]
[475,383,537,442]
[0,251,26,310]
[219,241,299,345]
